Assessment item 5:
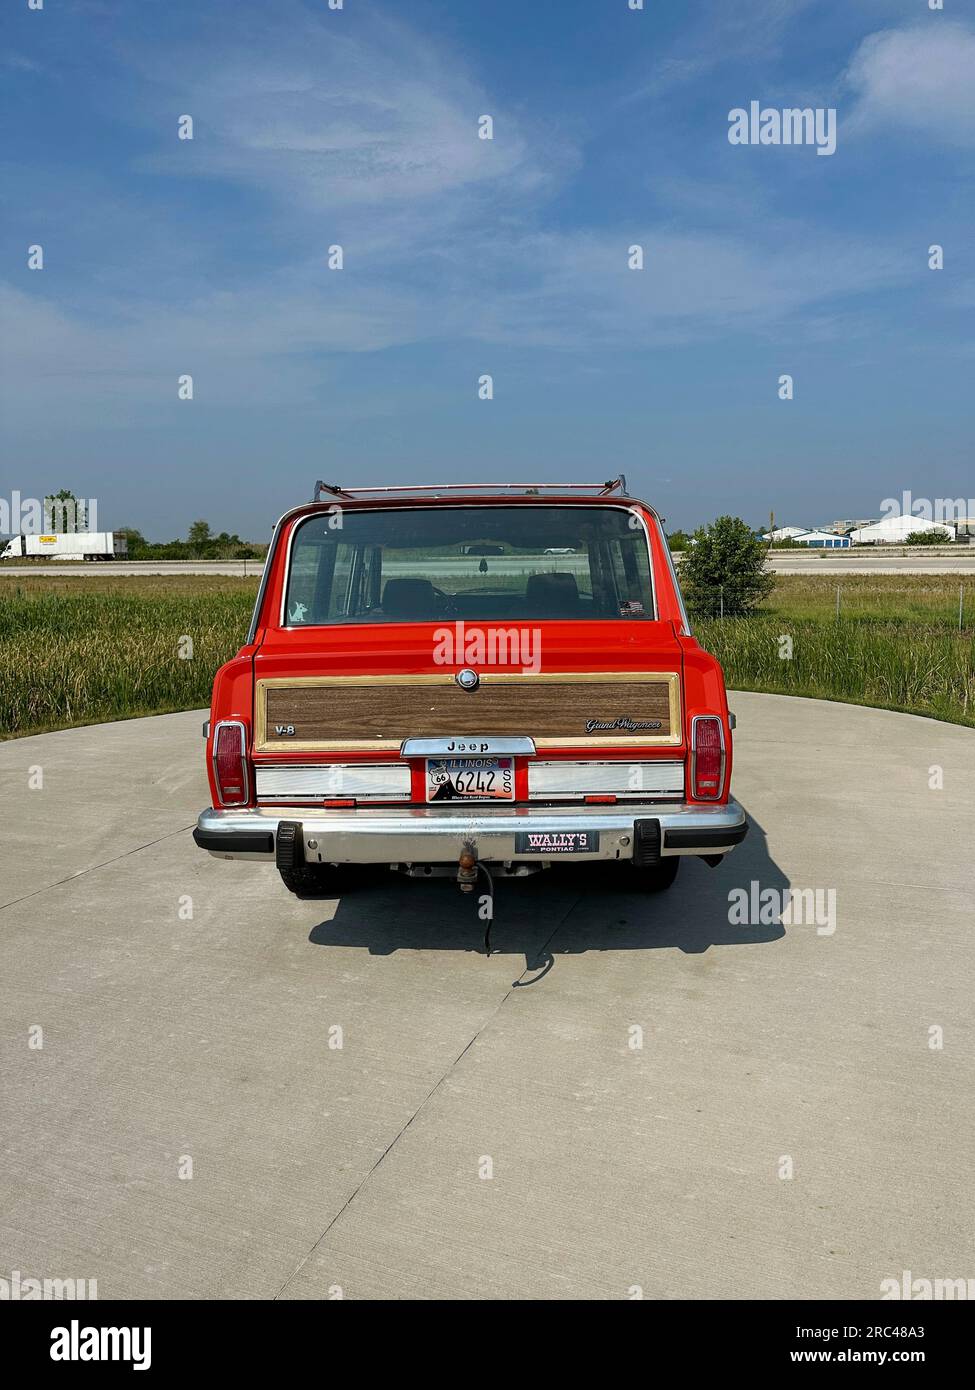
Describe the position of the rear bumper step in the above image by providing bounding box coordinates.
[665,825,749,849]
[192,828,274,856]
[194,800,748,864]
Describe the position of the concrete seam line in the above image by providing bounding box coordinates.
[0,825,197,914]
[271,893,585,1301]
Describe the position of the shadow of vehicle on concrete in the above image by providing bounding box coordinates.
[307,806,787,975]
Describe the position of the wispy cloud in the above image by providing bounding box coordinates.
[462,227,913,350]
[1,11,966,405]
[133,9,571,215]
[3,52,41,73]
[622,0,816,104]
[2,5,584,420]
[0,215,915,428]
[844,21,975,146]
[3,0,971,535]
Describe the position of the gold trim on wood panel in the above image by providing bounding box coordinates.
[254,671,682,752]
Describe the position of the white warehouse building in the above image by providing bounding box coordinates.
[848,515,956,544]
[765,526,811,541]
[792,529,851,548]
[762,527,851,547]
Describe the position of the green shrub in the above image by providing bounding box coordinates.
[682,516,775,617]
[905,529,953,546]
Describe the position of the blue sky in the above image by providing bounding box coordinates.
[2,0,973,538]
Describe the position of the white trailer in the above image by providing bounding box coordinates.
[0,532,128,561]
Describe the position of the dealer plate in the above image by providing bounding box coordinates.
[425,757,514,802]
[514,830,600,854]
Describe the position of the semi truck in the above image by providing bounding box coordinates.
[0,532,128,561]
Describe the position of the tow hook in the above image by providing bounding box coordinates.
[457,842,478,893]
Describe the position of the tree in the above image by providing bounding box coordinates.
[44,489,83,531]
[667,530,690,551]
[682,515,775,617]
[115,526,147,556]
[905,528,952,546]
[188,519,212,546]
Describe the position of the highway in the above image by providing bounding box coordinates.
[4,551,975,579]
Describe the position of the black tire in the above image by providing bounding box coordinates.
[629,857,681,892]
[277,863,355,898]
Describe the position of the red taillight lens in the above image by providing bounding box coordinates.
[214,721,248,804]
[692,717,724,800]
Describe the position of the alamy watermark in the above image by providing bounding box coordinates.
[729,881,836,936]
[881,1270,975,1300]
[728,102,836,156]
[432,620,541,674]
[1,1269,97,1300]
[0,492,98,534]
[50,1320,151,1371]
[880,492,975,525]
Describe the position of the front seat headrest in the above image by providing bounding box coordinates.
[382,577,438,617]
[525,572,580,615]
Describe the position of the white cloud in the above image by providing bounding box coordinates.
[0,0,945,436]
[0,275,439,421]
[3,52,41,73]
[0,219,913,429]
[134,11,567,212]
[0,6,586,424]
[845,21,975,146]
[623,0,816,103]
[460,228,912,350]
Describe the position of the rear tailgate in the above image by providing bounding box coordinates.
[250,620,686,805]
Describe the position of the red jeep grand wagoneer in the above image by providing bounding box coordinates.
[193,480,747,896]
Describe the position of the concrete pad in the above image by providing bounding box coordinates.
[0,694,972,1299]
[0,712,204,907]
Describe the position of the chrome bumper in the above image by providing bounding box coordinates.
[193,800,748,864]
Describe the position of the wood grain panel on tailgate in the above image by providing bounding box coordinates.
[255,672,681,751]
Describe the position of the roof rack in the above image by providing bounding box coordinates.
[311,477,629,502]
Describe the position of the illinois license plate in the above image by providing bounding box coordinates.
[425,757,514,802]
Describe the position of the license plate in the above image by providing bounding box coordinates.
[425,757,514,802]
[514,830,600,854]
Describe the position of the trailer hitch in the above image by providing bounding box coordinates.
[457,841,495,956]
[456,843,478,893]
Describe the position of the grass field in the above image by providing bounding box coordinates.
[1,573,973,737]
[0,577,259,738]
[699,574,975,728]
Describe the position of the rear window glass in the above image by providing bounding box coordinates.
[283,506,654,626]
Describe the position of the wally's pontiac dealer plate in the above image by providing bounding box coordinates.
[514,830,600,854]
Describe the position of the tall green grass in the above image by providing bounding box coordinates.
[0,579,256,736]
[699,617,975,727]
[697,574,975,727]
[1,574,974,736]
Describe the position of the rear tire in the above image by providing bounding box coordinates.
[277,863,355,898]
[630,857,681,892]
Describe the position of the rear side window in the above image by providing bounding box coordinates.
[283,506,655,626]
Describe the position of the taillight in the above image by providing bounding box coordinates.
[213,720,249,805]
[691,716,725,800]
